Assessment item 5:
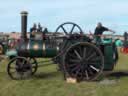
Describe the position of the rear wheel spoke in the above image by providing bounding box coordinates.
[70,65,80,72]
[90,65,100,72]
[74,50,82,60]
[69,59,80,63]
[85,70,89,80]
[77,46,82,56]
[68,53,78,59]
[86,53,96,61]
[68,63,78,67]
[83,48,87,58]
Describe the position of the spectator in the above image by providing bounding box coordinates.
[123,31,128,41]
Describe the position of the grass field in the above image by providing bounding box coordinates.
[0,50,128,96]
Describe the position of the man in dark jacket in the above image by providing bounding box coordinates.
[94,22,115,42]
[94,22,115,35]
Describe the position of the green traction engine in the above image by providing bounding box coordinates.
[6,11,118,81]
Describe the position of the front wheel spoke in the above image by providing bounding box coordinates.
[74,50,82,60]
[20,72,24,79]
[31,62,36,64]
[9,66,17,69]
[32,65,36,68]
[13,72,20,78]
[30,63,36,65]
[90,65,100,72]
[10,70,17,74]
[16,61,22,67]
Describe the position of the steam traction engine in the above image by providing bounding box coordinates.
[6,11,118,81]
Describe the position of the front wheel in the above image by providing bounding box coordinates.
[7,57,32,80]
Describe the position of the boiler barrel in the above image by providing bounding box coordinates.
[17,40,59,57]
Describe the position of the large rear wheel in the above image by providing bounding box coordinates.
[63,42,104,81]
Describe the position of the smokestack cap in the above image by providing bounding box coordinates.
[20,11,28,16]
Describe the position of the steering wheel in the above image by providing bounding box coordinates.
[55,22,83,36]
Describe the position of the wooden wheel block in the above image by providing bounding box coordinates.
[66,77,77,83]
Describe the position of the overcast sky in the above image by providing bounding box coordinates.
[0,0,128,34]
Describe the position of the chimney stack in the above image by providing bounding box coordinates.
[20,11,28,40]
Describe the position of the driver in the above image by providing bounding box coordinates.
[94,22,115,42]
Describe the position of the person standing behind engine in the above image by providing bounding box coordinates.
[30,23,37,39]
[94,22,115,43]
[124,32,128,41]
[37,23,43,32]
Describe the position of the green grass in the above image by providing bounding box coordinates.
[0,50,128,96]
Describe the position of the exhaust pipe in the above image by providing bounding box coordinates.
[20,11,28,40]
